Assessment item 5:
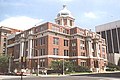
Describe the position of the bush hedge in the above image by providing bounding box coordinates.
[107,62,120,71]
[74,66,91,72]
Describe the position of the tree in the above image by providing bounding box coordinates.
[64,61,74,72]
[0,54,9,73]
[50,60,75,74]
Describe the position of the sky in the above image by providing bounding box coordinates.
[0,0,120,31]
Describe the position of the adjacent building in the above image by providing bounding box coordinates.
[0,26,22,55]
[96,20,120,65]
[7,5,107,73]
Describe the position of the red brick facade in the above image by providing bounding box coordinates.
[7,5,107,73]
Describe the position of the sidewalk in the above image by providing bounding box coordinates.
[27,73,68,77]
[39,74,68,77]
[0,75,27,80]
[0,71,120,79]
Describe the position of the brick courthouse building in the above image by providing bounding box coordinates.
[7,5,107,73]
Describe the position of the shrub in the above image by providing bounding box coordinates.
[107,62,120,70]
[106,68,115,71]
[74,66,91,72]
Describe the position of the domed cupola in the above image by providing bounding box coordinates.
[57,5,73,18]
[55,5,75,27]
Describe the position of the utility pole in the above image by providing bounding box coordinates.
[21,56,23,80]
[63,58,65,75]
[21,56,25,80]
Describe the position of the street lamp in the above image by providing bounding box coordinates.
[8,55,14,73]
[31,48,40,76]
[8,56,11,73]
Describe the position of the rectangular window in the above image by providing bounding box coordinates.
[102,47,105,52]
[40,38,42,45]
[80,40,84,44]
[40,49,42,56]
[40,27,44,31]
[53,37,59,45]
[40,59,45,67]
[64,50,69,56]
[40,37,45,45]
[92,43,95,50]
[94,61,99,68]
[53,48,58,55]
[107,30,113,53]
[63,29,68,34]
[101,31,106,39]
[99,45,100,50]
[58,20,60,25]
[3,43,6,47]
[71,52,76,56]
[72,42,76,46]
[43,49,45,55]
[112,29,119,53]
[35,50,38,56]
[35,39,37,46]
[43,37,45,44]
[80,40,84,50]
[64,40,68,46]
[80,46,85,50]
[70,20,72,26]
[64,19,67,25]
[103,54,106,59]
[40,49,45,56]
[117,28,120,52]
[81,61,86,67]
[4,38,6,42]
[81,52,86,56]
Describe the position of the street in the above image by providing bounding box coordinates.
[2,72,120,80]
[2,76,119,80]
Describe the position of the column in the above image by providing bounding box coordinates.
[86,36,93,71]
[95,41,99,58]
[28,40,30,58]
[67,19,70,26]
[116,28,120,54]
[105,31,109,53]
[29,39,33,58]
[86,37,92,57]
[110,29,114,53]
[28,39,33,73]
[20,41,24,57]
[28,39,33,58]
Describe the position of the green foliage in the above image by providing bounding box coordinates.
[74,65,91,72]
[106,68,115,71]
[51,60,62,71]
[107,62,120,71]
[64,61,74,72]
[0,54,9,73]
[51,60,92,74]
[50,60,75,73]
